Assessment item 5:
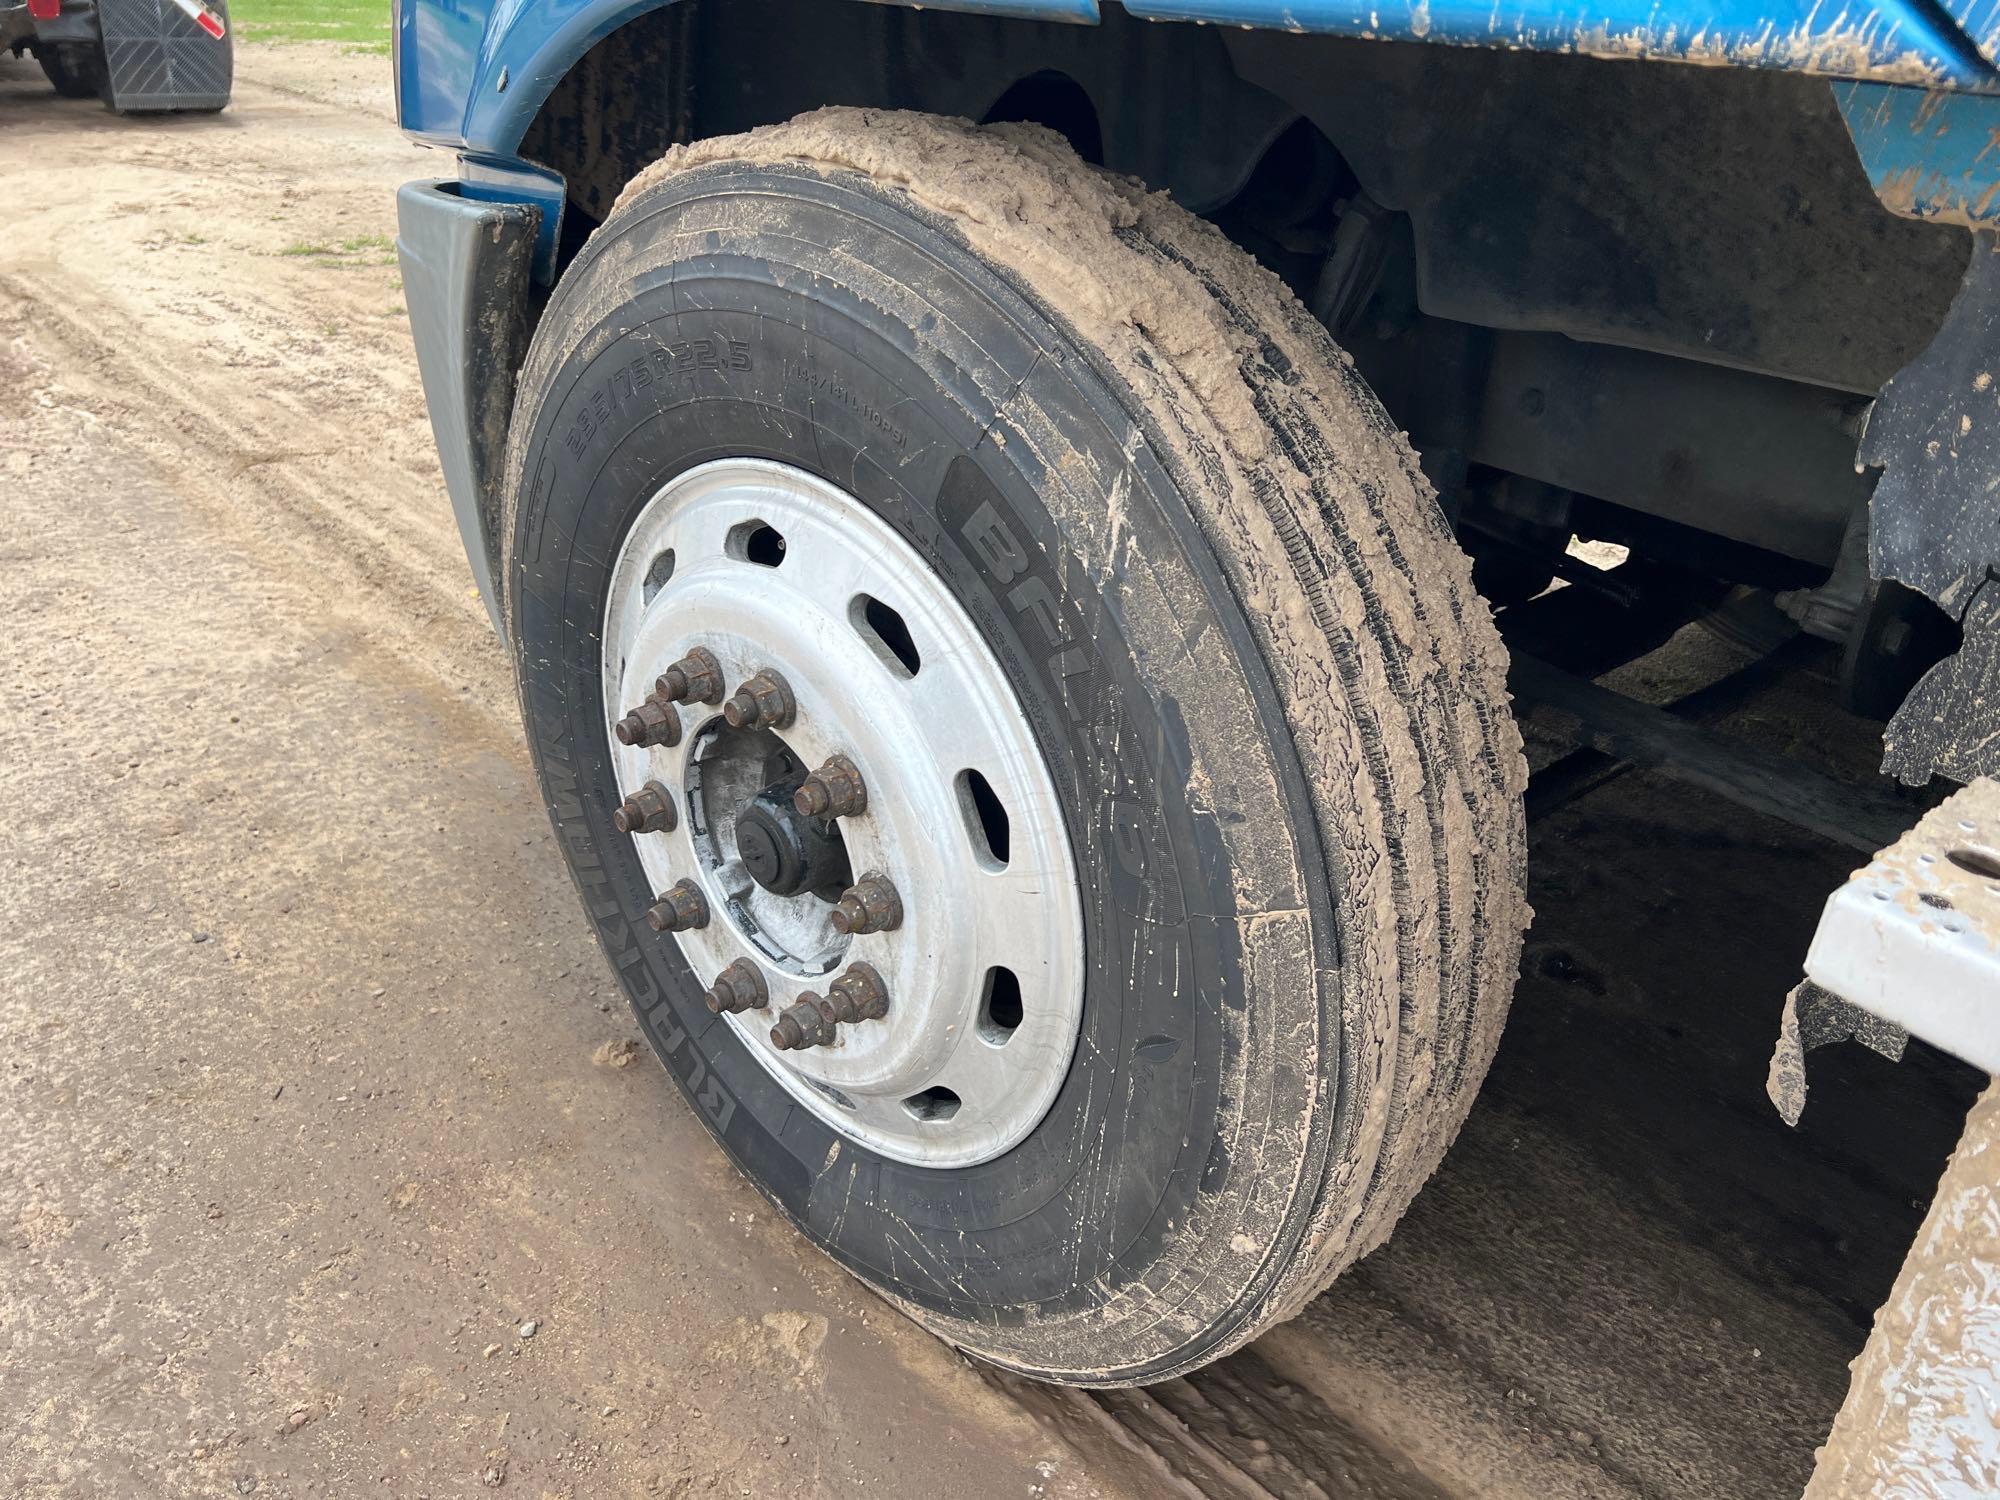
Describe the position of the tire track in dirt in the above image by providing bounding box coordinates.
[0,273,510,722]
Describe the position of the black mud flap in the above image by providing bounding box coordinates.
[99,0,231,113]
[1863,231,2000,786]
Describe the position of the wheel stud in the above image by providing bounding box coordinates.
[704,958,768,1015]
[722,669,796,731]
[831,873,902,935]
[612,780,677,835]
[614,695,683,749]
[794,754,866,819]
[645,879,708,933]
[655,646,724,706]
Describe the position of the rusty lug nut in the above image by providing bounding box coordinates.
[721,670,796,731]
[831,873,902,935]
[613,695,683,749]
[821,961,891,1025]
[645,879,708,933]
[770,997,836,1051]
[793,754,867,820]
[611,780,678,835]
[703,958,768,1015]
[654,646,725,706]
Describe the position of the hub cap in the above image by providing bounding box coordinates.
[602,460,1085,1168]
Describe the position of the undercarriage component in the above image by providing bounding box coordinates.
[1523,635,1826,825]
[1494,550,1720,680]
[1508,652,1915,852]
[1775,504,1959,721]
[1464,330,1872,567]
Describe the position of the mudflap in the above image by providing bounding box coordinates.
[1863,231,2000,787]
[99,0,231,114]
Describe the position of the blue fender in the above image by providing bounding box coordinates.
[398,0,2000,162]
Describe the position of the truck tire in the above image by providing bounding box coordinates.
[503,107,1527,1385]
[37,42,105,99]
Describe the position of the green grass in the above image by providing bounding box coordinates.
[230,0,392,54]
[278,233,397,269]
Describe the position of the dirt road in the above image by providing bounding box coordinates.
[0,41,1984,1500]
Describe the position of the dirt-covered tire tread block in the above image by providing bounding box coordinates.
[507,107,1527,1383]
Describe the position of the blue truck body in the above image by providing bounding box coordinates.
[398,0,2000,261]
[400,0,2000,155]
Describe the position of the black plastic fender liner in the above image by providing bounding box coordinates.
[395,179,541,636]
[1863,230,2000,786]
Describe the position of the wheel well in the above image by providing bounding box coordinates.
[515,0,1973,640]
[520,0,1296,243]
[982,71,1104,166]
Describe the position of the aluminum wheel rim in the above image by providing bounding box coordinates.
[602,459,1086,1168]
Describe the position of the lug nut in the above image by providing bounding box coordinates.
[770,997,835,1051]
[831,873,902,935]
[821,961,891,1025]
[614,695,683,749]
[794,754,867,819]
[704,958,768,1015]
[655,646,724,706]
[722,670,796,731]
[612,780,677,835]
[645,879,708,933]
[768,963,891,1050]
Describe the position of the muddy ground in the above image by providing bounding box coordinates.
[0,41,1985,1500]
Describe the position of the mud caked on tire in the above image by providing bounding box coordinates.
[505,108,1527,1384]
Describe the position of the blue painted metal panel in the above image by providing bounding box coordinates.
[396,0,2000,158]
[1837,81,2000,221]
[398,0,660,146]
[396,0,488,146]
[1123,0,2000,92]
[1964,0,2000,67]
[457,154,569,279]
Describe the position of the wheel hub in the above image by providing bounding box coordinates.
[600,459,1086,1168]
[732,780,850,899]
